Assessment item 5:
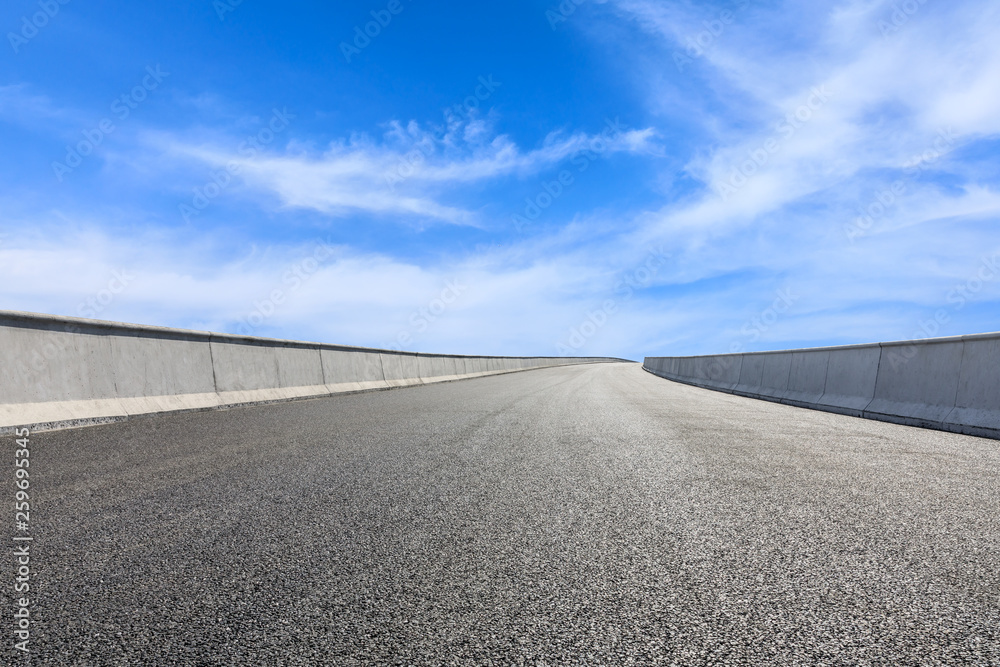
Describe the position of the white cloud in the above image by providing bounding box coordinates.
[159,115,655,225]
[613,0,1000,230]
[0,223,671,358]
[0,84,79,129]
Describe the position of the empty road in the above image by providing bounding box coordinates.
[17,362,1000,665]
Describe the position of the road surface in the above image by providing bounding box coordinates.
[18,362,1000,664]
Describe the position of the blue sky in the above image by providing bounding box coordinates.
[2,0,998,359]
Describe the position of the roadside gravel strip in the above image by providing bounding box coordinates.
[17,363,1000,664]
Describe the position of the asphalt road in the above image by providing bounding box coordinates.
[13,362,1000,665]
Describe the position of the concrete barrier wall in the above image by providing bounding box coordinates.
[702,354,742,392]
[784,350,829,407]
[380,353,423,387]
[321,348,387,393]
[820,346,880,416]
[949,334,1000,434]
[736,354,765,395]
[0,311,624,433]
[644,332,1000,440]
[112,329,220,417]
[867,339,964,427]
[759,353,792,400]
[211,338,281,394]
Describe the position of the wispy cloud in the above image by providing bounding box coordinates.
[159,115,655,225]
[0,84,79,128]
[578,0,1000,351]
[613,0,1000,232]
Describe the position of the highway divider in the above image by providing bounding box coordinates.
[0,311,623,433]
[643,332,1000,439]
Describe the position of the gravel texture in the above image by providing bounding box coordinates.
[12,362,1000,665]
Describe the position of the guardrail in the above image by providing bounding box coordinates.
[0,311,624,433]
[643,333,1000,439]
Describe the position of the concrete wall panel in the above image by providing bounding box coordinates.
[701,354,743,391]
[678,357,697,380]
[784,351,830,406]
[275,346,325,389]
[867,340,963,425]
[819,346,880,415]
[417,355,440,381]
[111,331,220,416]
[758,353,792,399]
[379,353,422,386]
[418,356,463,382]
[947,336,1000,433]
[210,339,280,393]
[0,320,118,405]
[736,355,765,395]
[111,332,215,398]
[322,349,385,388]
